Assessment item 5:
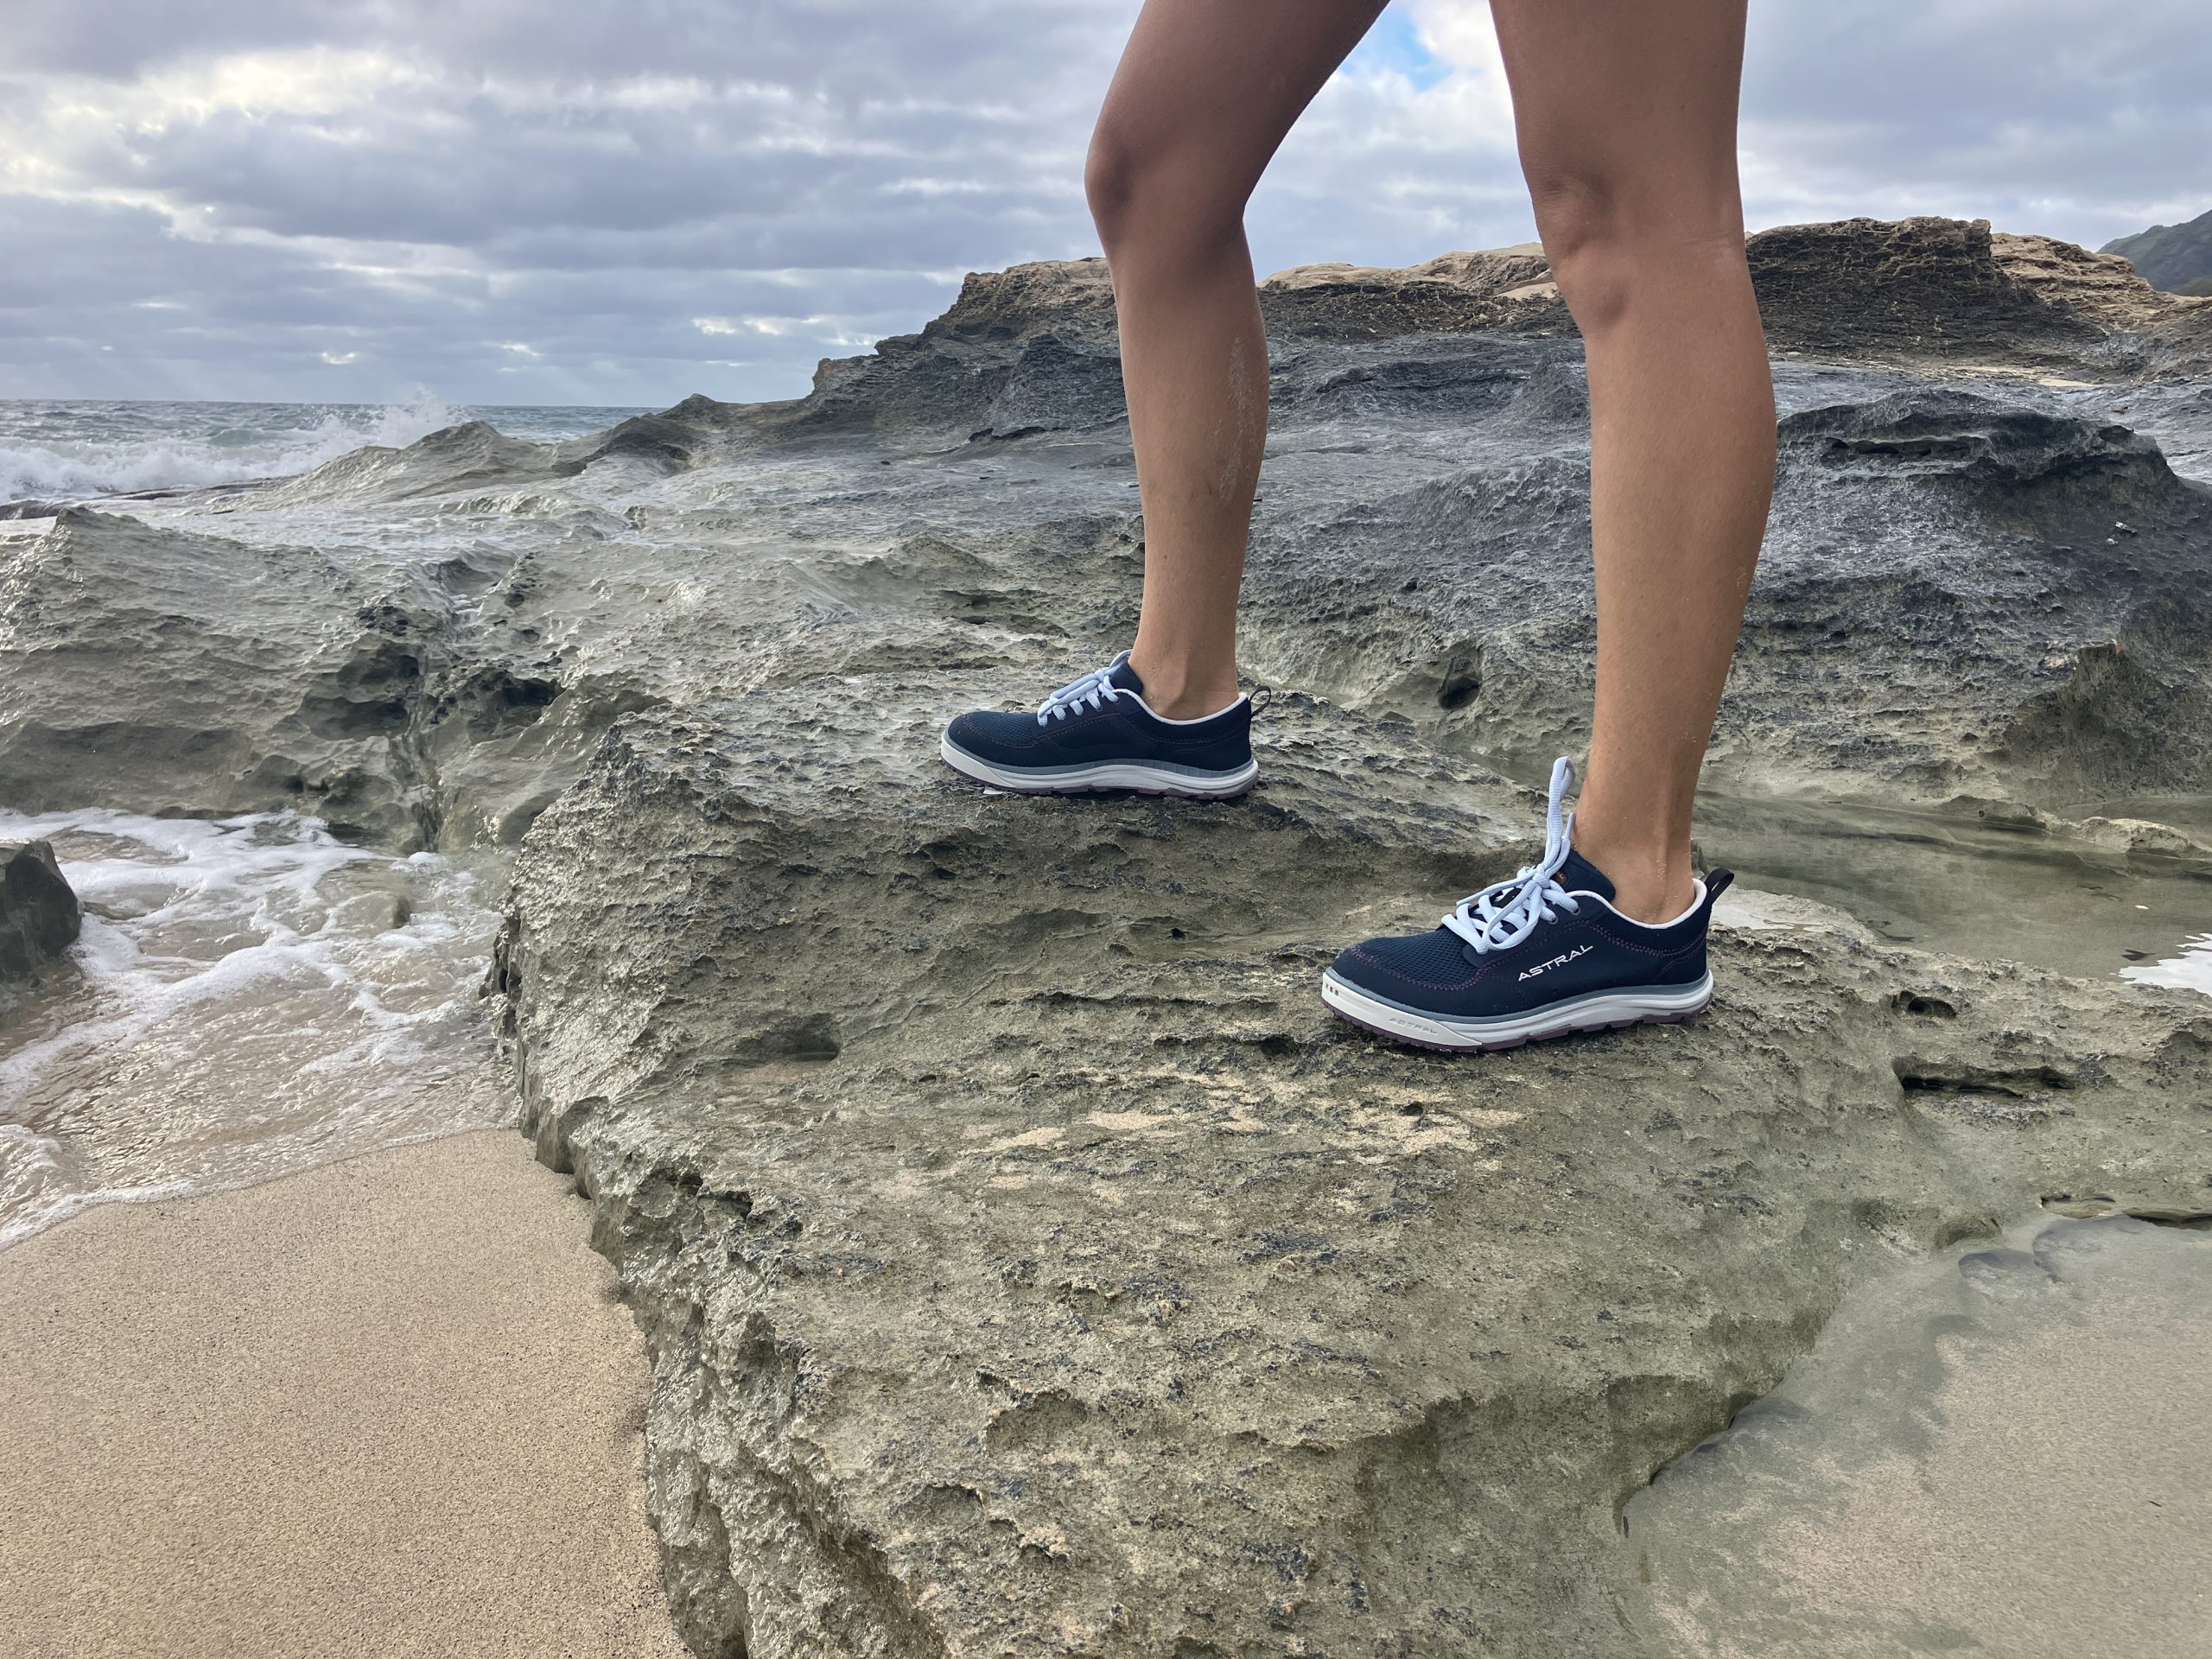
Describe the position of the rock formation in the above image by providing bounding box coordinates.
[2,216,2209,1654]
[496,690,2209,1658]
[0,840,80,982]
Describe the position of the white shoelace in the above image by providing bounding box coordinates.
[1443,755,1583,954]
[1035,652,1131,725]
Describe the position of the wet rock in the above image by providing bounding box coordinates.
[258,420,573,507]
[0,840,79,982]
[0,505,648,849]
[0,508,436,842]
[494,679,2212,1659]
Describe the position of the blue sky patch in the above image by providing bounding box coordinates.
[1345,11,1452,92]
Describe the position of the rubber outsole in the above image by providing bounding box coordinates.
[1320,969,1713,1053]
[939,734,1258,802]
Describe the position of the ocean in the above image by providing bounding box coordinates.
[0,395,652,1246]
[0,395,652,506]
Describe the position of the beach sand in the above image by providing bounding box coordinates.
[0,1131,685,1659]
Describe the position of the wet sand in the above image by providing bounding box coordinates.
[1624,1216,2212,1656]
[0,1131,685,1659]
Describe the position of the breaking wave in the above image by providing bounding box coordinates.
[0,391,464,505]
[0,393,647,507]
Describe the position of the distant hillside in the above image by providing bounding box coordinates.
[2101,205,2212,293]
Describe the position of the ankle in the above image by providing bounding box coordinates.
[1126,646,1239,721]
[1571,829,1695,925]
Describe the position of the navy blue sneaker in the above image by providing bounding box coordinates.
[1322,757,1732,1052]
[940,651,1258,799]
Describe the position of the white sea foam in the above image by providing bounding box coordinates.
[0,809,513,1249]
[0,393,475,504]
[0,392,466,504]
[0,395,652,506]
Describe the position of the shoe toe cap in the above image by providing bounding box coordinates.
[1329,927,1472,1003]
[944,708,1033,763]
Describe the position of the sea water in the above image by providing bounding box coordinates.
[0,397,652,1247]
[0,809,512,1249]
[0,394,649,505]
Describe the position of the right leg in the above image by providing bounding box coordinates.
[1088,0,1389,719]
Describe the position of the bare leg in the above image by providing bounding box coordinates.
[1491,0,1776,922]
[1087,0,1388,719]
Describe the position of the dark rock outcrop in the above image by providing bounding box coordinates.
[0,840,79,981]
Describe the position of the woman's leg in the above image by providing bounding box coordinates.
[1087,0,1389,720]
[1490,0,1776,923]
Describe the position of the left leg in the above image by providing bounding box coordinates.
[1492,0,1776,922]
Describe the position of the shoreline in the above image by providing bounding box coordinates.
[0,1129,683,1659]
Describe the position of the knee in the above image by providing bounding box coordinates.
[1524,166,1745,334]
[1084,118,1241,269]
[1082,124,1143,252]
[1528,178,1638,334]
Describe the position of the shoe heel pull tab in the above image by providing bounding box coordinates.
[1702,867,1735,908]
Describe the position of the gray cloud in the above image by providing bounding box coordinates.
[2,0,2203,406]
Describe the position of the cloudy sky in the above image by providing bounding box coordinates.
[3,0,2207,409]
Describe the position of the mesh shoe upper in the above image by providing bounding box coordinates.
[944,655,1253,775]
[1329,894,1719,1021]
[1328,756,1732,1022]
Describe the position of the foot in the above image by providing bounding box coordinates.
[1321,757,1732,1052]
[940,651,1258,800]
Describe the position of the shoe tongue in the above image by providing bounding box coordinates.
[1556,845,1616,902]
[1107,655,1144,695]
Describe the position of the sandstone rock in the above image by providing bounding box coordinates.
[493,677,2212,1659]
[0,840,79,982]
[0,506,650,849]
[1259,245,1560,340]
[0,507,436,842]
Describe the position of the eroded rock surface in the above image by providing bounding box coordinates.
[494,683,2210,1657]
[0,502,651,848]
[0,840,79,982]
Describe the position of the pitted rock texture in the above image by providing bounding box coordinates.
[0,840,79,982]
[0,499,652,849]
[494,684,2212,1658]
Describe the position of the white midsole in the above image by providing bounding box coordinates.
[941,734,1258,798]
[1321,968,1713,1049]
